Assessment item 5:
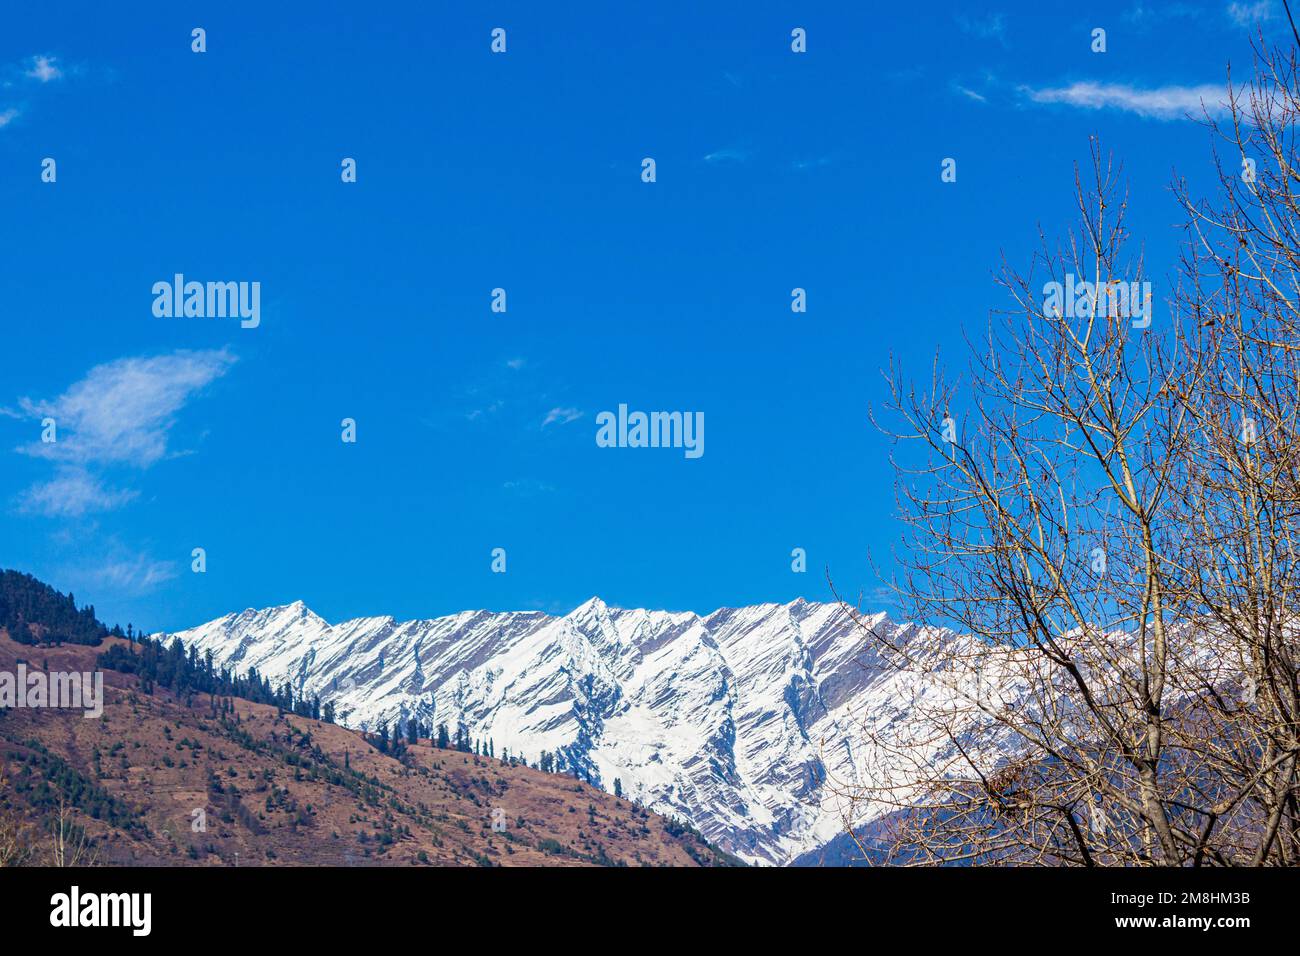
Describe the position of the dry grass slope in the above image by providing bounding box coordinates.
[0,632,741,867]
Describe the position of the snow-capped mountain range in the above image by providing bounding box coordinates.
[160,597,1005,865]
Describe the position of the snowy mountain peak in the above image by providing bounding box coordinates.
[230,599,317,625]
[568,596,612,628]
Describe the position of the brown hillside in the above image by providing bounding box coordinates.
[0,632,739,867]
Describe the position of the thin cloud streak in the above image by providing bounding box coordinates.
[703,147,750,164]
[1021,81,1231,120]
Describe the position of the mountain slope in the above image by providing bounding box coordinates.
[0,629,737,867]
[163,598,991,865]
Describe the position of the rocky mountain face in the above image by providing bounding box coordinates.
[163,598,989,865]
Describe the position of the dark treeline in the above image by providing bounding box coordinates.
[0,569,322,719]
[97,636,332,724]
[0,569,124,646]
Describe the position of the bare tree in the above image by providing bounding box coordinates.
[47,794,99,867]
[833,43,1300,866]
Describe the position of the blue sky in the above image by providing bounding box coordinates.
[0,1,1286,631]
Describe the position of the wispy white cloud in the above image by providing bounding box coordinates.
[18,470,137,518]
[542,407,583,427]
[25,55,61,82]
[82,553,177,593]
[1,53,74,133]
[11,349,235,516]
[1227,0,1275,26]
[954,84,988,103]
[505,357,526,371]
[1020,81,1230,120]
[16,349,236,468]
[59,541,179,598]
